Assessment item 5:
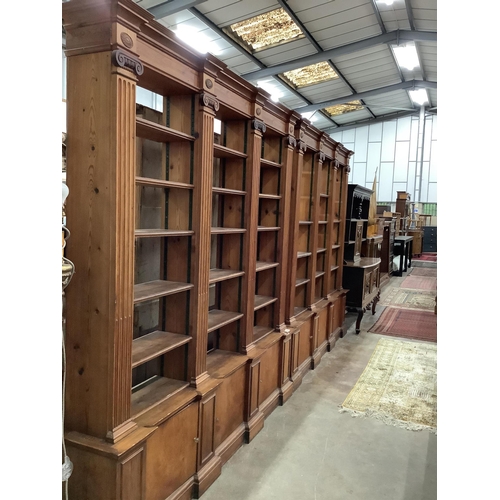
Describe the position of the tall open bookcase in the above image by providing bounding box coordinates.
[62,2,353,499]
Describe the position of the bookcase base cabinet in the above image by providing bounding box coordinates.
[342,258,381,334]
[65,297,345,500]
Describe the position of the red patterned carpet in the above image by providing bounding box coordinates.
[369,307,437,342]
[413,253,437,262]
[401,275,437,291]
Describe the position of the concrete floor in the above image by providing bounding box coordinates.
[202,264,437,500]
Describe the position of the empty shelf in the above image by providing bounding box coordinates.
[135,177,194,190]
[258,193,281,199]
[213,143,247,159]
[317,247,326,253]
[135,229,194,238]
[132,331,191,369]
[209,268,245,284]
[211,227,246,234]
[254,295,277,311]
[208,309,244,333]
[253,325,274,338]
[136,117,195,143]
[315,271,325,278]
[255,261,279,272]
[257,226,280,232]
[131,377,189,418]
[260,158,281,168]
[297,251,312,259]
[212,187,246,196]
[134,280,193,304]
[206,349,248,378]
[295,278,310,287]
[299,220,313,225]
[331,265,340,272]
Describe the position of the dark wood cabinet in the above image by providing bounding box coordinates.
[342,184,381,334]
[380,218,395,282]
[423,226,437,252]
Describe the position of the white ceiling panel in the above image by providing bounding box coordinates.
[290,0,373,21]
[316,24,383,50]
[297,79,354,103]
[197,0,279,27]
[377,6,411,30]
[331,108,373,124]
[255,38,317,67]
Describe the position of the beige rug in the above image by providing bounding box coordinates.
[339,338,437,433]
[379,287,436,311]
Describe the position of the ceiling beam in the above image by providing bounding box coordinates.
[241,30,437,81]
[148,0,207,19]
[323,110,420,134]
[370,0,387,34]
[295,80,436,114]
[404,0,416,31]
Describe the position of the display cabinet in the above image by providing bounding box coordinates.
[62,2,352,499]
[380,217,396,284]
[342,184,381,334]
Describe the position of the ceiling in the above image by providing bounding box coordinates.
[132,0,437,133]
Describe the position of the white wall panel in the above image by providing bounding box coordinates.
[394,141,410,182]
[354,126,369,163]
[431,115,437,140]
[368,122,383,142]
[396,116,412,141]
[381,120,397,161]
[330,132,342,143]
[352,162,367,185]
[367,142,382,183]
[341,129,355,143]
[423,117,433,161]
[408,162,416,198]
[409,117,420,162]
[378,162,394,201]
[427,183,437,203]
[420,161,430,201]
[429,140,437,182]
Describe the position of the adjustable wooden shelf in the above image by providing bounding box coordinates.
[62,2,353,499]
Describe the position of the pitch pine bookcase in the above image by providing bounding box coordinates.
[62,1,353,498]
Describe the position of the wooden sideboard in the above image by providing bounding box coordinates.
[343,258,381,334]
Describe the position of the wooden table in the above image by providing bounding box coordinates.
[393,235,413,276]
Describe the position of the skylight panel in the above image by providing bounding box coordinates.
[324,101,364,116]
[282,62,339,88]
[227,8,303,51]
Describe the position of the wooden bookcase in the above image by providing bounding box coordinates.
[62,2,353,499]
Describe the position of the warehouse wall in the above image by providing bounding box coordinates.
[329,113,437,205]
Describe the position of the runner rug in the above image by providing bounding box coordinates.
[339,338,437,433]
[413,253,437,262]
[408,267,437,278]
[401,275,437,291]
[379,288,436,311]
[368,307,437,342]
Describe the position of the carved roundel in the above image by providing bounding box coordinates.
[289,125,294,134]
[120,32,133,49]
[205,78,213,89]
[300,131,304,139]
[256,107,261,116]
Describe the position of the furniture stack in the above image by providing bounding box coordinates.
[62,1,353,499]
[342,184,381,334]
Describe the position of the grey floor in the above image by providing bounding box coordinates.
[202,262,437,500]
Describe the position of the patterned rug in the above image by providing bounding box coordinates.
[339,338,437,433]
[379,287,436,311]
[368,307,437,342]
[409,267,437,278]
[401,275,437,291]
[413,253,437,262]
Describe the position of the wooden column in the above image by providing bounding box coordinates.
[286,135,306,322]
[63,0,150,442]
[189,91,218,386]
[275,128,296,328]
[241,118,265,352]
